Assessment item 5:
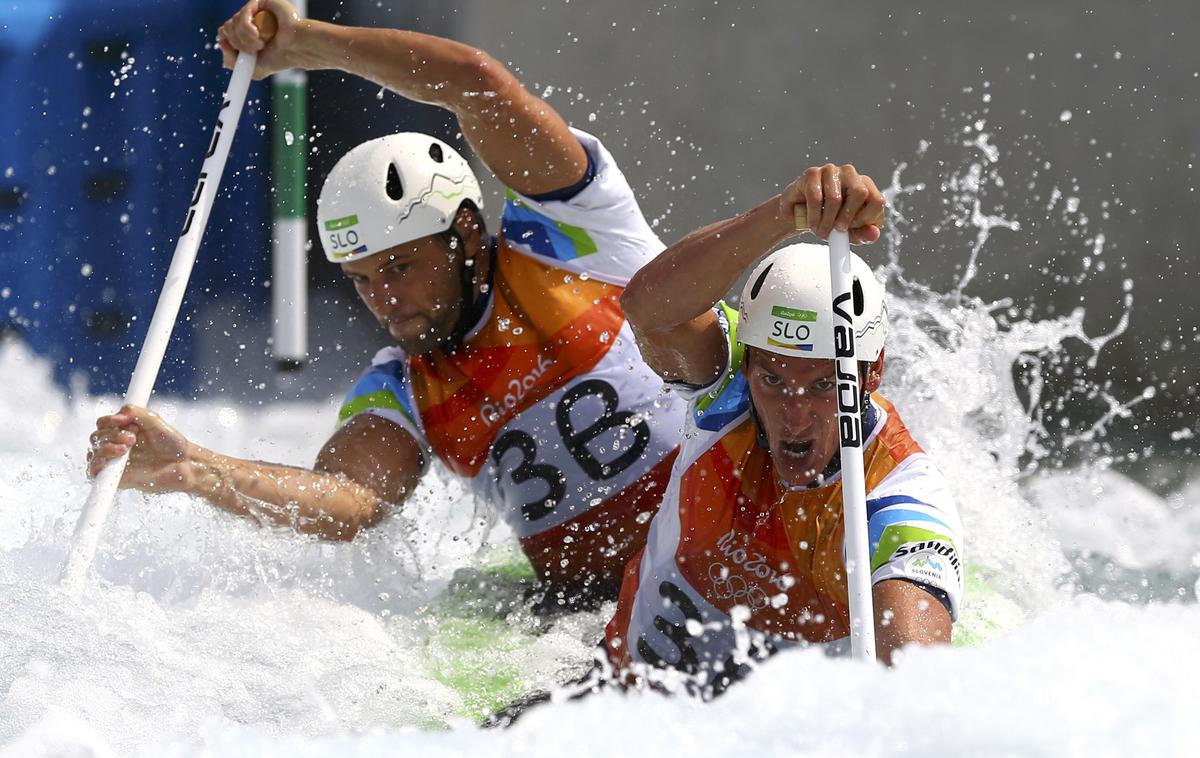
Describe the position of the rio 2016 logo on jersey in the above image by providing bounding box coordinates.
[481,353,555,427]
[325,214,368,259]
[767,305,817,351]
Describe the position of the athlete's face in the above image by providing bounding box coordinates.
[341,209,485,354]
[745,348,884,486]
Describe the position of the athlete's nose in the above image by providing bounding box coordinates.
[780,387,818,431]
[365,278,400,309]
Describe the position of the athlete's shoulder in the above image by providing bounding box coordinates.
[686,302,749,433]
[864,399,964,615]
[865,398,952,506]
[339,346,424,438]
[498,129,662,284]
[867,394,928,466]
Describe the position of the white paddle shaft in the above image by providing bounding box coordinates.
[828,229,877,661]
[61,50,260,595]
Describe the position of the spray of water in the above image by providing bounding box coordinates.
[2,111,1198,754]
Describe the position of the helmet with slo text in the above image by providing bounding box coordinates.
[737,242,888,361]
[316,132,483,263]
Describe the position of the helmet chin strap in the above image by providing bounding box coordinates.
[748,398,771,451]
[438,226,494,353]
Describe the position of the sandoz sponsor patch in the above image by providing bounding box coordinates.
[893,539,962,584]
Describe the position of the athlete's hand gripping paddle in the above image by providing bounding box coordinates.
[794,205,881,662]
[792,204,886,233]
[61,12,278,595]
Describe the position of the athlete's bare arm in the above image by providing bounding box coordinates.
[88,406,423,541]
[217,0,587,196]
[873,578,953,665]
[620,164,884,387]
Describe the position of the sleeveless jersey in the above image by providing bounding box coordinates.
[338,130,686,590]
[605,304,965,694]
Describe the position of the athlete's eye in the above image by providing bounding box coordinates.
[761,373,782,387]
[812,378,836,392]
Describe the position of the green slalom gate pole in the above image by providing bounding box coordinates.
[270,0,307,370]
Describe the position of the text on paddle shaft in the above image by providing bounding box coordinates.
[832,289,861,448]
[181,98,232,237]
[491,378,650,522]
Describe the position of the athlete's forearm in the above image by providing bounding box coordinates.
[622,197,794,333]
[288,20,584,195]
[185,446,386,541]
[291,21,506,113]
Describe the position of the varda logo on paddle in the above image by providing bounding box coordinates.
[181,98,232,236]
[832,288,862,447]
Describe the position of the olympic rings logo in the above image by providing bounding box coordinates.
[707,562,769,611]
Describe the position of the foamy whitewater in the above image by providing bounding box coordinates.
[3,133,1199,755]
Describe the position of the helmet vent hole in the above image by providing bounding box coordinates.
[429,143,444,163]
[852,278,865,315]
[386,163,404,201]
[749,262,774,300]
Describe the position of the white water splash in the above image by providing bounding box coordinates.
[2,116,1198,755]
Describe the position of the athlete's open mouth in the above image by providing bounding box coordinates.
[781,440,813,460]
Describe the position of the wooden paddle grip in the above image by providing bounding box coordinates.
[252,11,278,43]
[793,203,886,232]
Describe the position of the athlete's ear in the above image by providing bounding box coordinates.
[451,204,490,296]
[862,350,885,393]
[451,204,486,254]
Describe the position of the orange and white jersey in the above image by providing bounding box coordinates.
[338,130,686,589]
[605,304,965,694]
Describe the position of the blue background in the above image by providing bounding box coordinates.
[0,0,269,394]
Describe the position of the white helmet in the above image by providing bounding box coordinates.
[738,242,888,360]
[317,133,484,263]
